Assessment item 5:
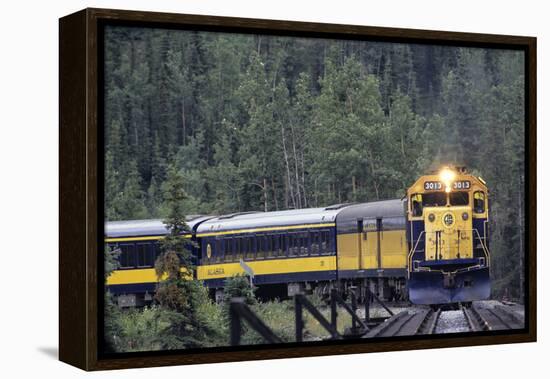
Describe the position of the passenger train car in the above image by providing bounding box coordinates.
[104,216,211,307]
[105,166,491,306]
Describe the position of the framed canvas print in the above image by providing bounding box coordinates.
[59,8,536,371]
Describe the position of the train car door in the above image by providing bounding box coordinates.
[376,218,382,269]
[357,219,364,270]
[378,217,406,268]
[361,217,380,270]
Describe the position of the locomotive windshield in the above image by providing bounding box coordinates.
[450,191,469,206]
[411,192,447,216]
[423,192,446,207]
[410,190,471,217]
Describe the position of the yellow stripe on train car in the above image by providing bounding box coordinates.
[197,256,337,280]
[106,268,192,285]
[106,256,336,285]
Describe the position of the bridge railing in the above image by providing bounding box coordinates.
[229,298,283,346]
[229,287,393,346]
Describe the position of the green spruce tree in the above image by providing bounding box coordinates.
[103,245,122,352]
[154,164,217,348]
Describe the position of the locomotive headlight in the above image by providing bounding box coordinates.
[462,212,469,221]
[440,167,456,193]
[440,168,456,183]
[428,213,435,222]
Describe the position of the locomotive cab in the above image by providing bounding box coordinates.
[406,166,490,304]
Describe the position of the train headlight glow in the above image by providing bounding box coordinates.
[462,212,469,221]
[428,213,435,222]
[439,167,456,193]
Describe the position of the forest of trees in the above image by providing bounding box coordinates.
[104,26,525,299]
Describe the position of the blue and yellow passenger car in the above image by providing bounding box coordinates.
[105,216,211,306]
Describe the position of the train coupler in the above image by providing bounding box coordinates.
[443,273,456,289]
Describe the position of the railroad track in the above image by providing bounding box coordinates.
[364,301,523,338]
[467,303,524,331]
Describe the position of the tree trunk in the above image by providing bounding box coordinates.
[263,177,268,212]
[283,174,289,209]
[181,98,186,145]
[271,176,278,211]
[290,124,302,208]
[369,155,380,199]
[300,148,307,208]
[281,125,295,208]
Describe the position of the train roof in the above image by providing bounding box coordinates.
[196,205,355,235]
[336,199,405,224]
[105,200,405,238]
[105,215,212,238]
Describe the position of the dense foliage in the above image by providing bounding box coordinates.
[104,27,525,299]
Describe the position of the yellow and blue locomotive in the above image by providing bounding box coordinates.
[406,166,490,304]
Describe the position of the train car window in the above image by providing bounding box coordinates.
[288,235,293,256]
[266,234,277,257]
[450,191,469,206]
[253,236,258,259]
[243,238,248,260]
[256,236,264,259]
[245,237,254,260]
[321,230,332,255]
[118,245,127,267]
[153,242,161,261]
[241,238,246,260]
[217,238,222,263]
[270,234,278,258]
[310,231,319,255]
[474,191,486,213]
[119,243,136,268]
[262,234,276,258]
[235,238,242,260]
[273,234,280,257]
[299,232,309,256]
[422,192,446,207]
[320,231,327,254]
[136,243,153,267]
[294,234,301,256]
[411,194,423,216]
[275,234,280,257]
[287,234,296,256]
[224,239,233,262]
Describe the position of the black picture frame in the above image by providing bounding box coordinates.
[59,8,536,371]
